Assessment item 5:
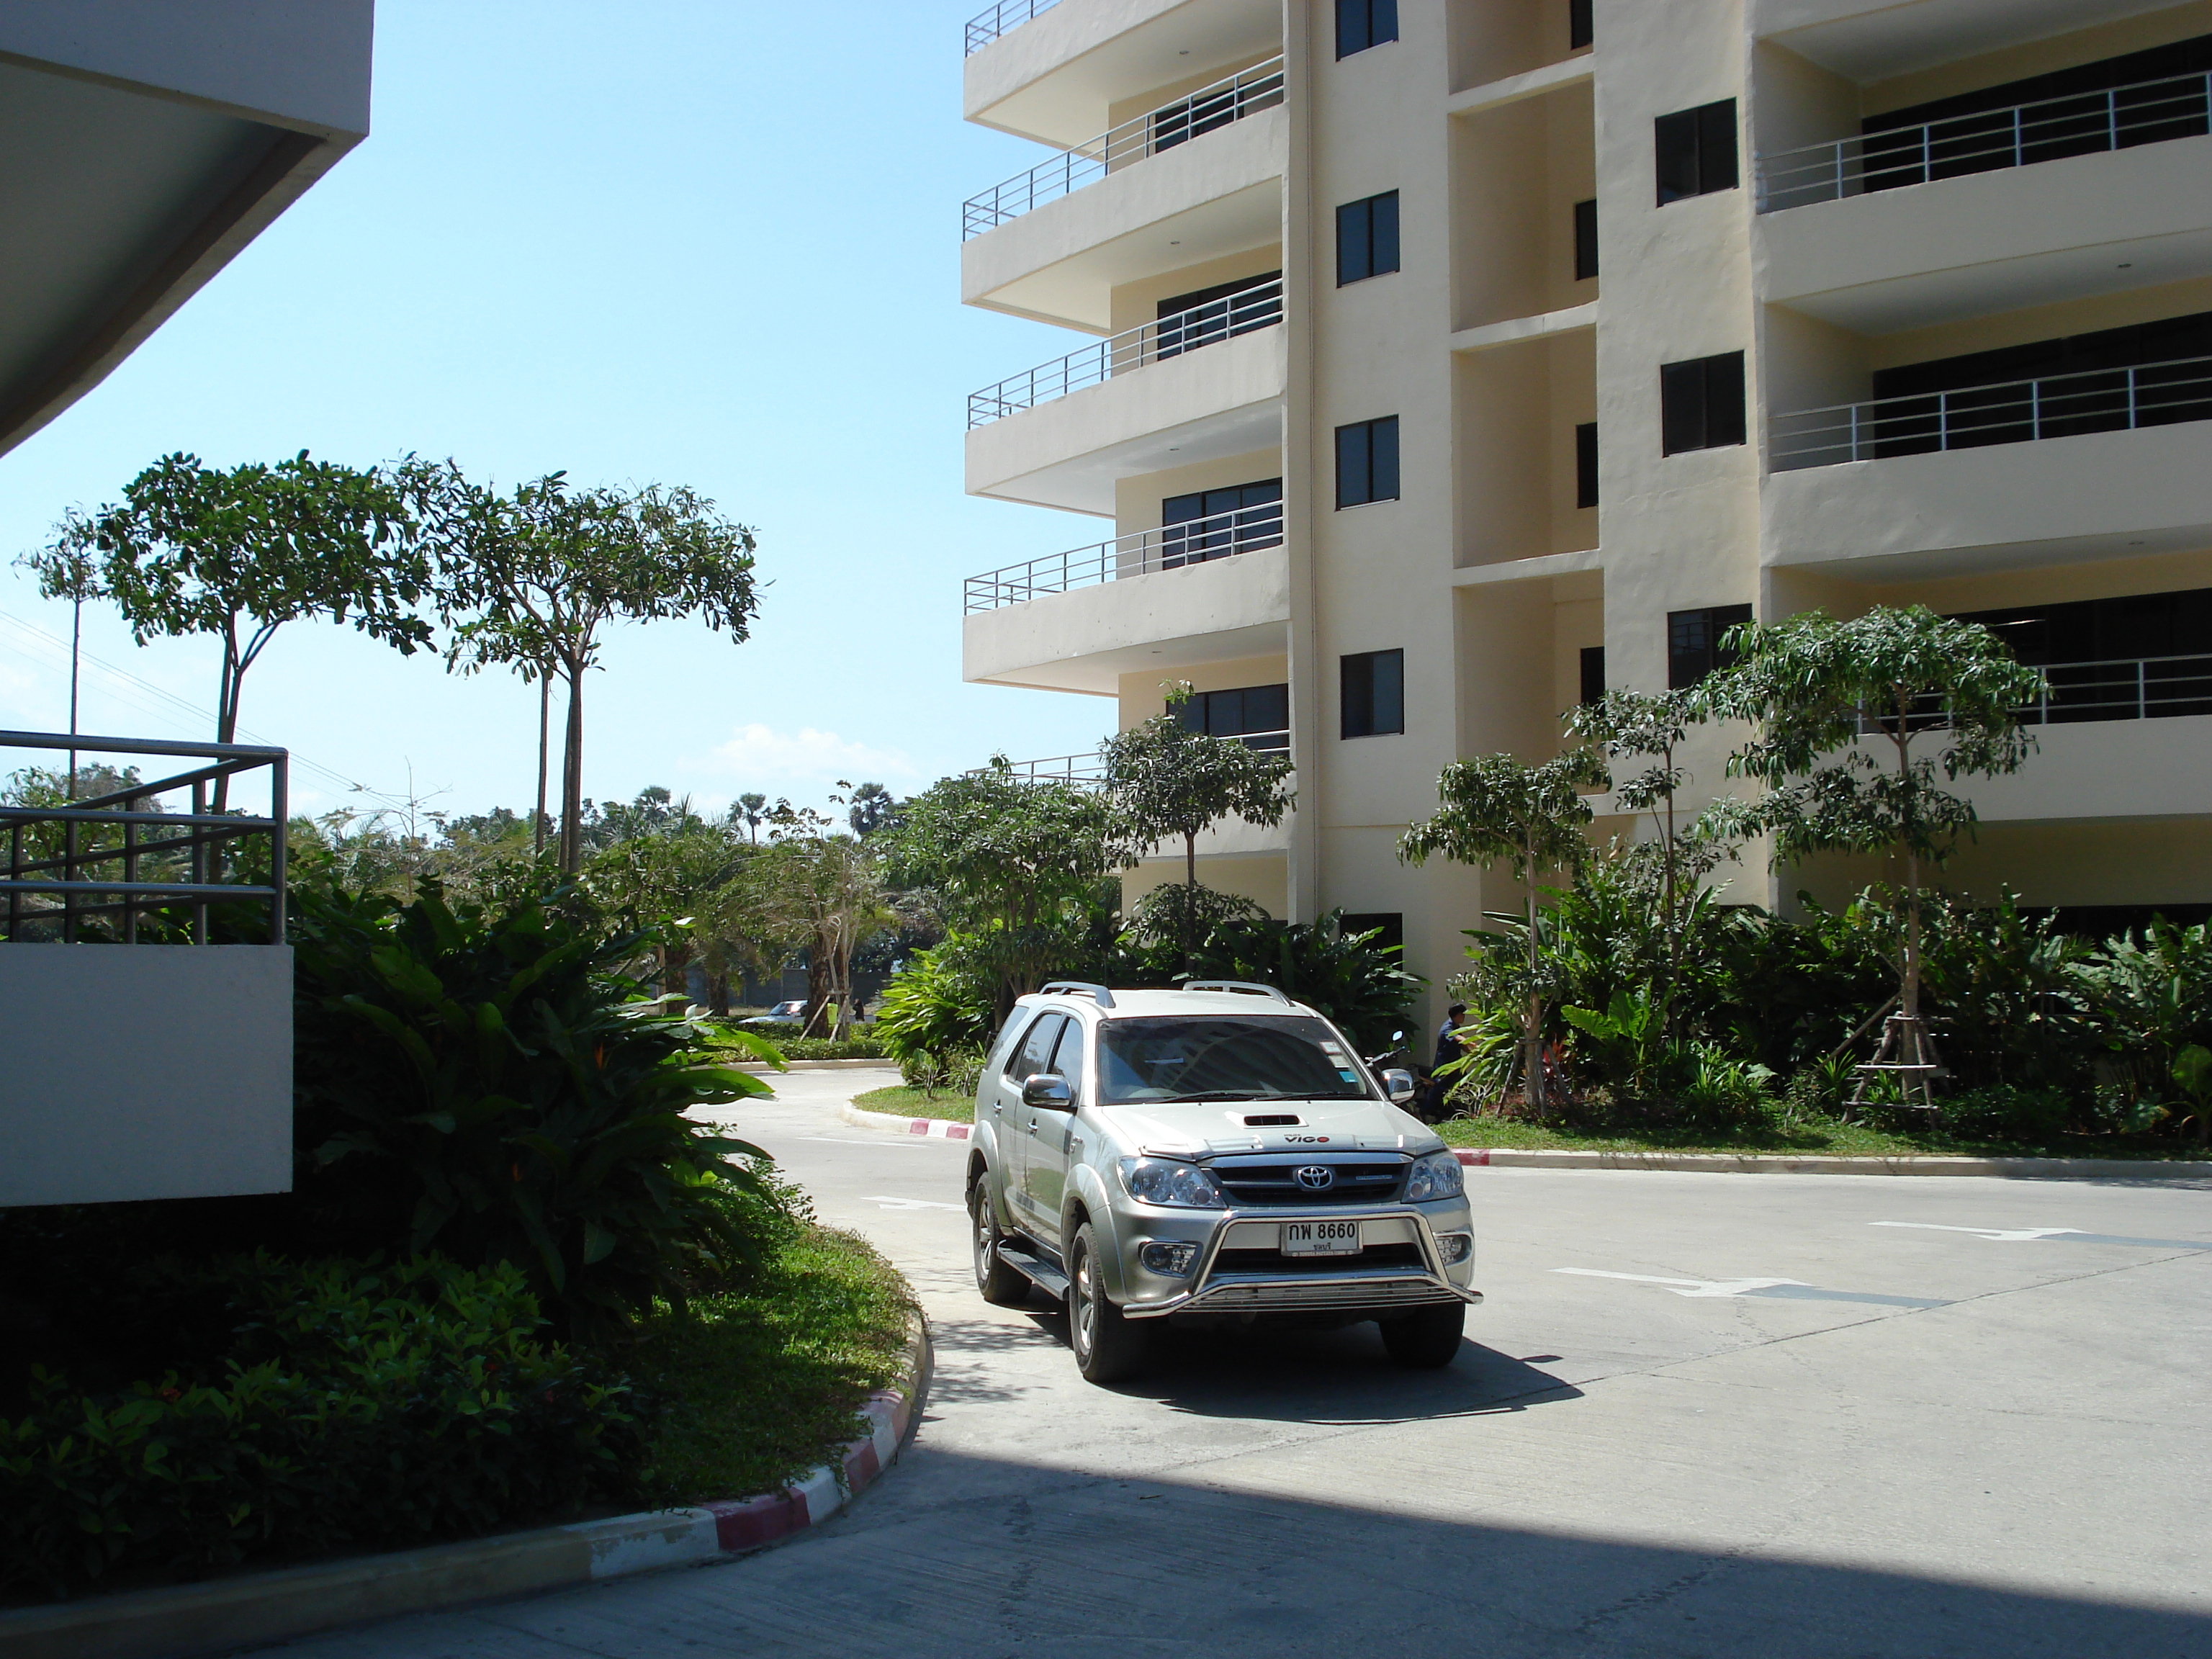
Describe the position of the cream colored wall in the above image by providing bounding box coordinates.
[1866,276,2212,369]
[1107,245,1285,333]
[1447,0,1593,95]
[1112,444,1283,532]
[1449,81,1596,330]
[1452,328,1599,564]
[1861,3,2212,117]
[1115,652,1290,727]
[1789,819,2212,913]
[1853,547,2212,613]
[1122,853,1289,918]
[1105,48,1284,132]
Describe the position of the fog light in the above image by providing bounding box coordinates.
[1140,1241,1200,1276]
[1436,1233,1473,1267]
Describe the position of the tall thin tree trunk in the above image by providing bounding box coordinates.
[1184,830,1199,972]
[534,672,550,858]
[559,660,585,873]
[1523,863,1546,1115]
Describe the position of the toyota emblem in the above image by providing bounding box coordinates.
[1294,1164,1335,1191]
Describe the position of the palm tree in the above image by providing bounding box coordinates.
[736,791,767,844]
[847,781,894,837]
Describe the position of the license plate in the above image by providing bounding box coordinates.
[1281,1220,1362,1256]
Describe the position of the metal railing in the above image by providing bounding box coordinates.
[965,504,1284,612]
[1758,68,2212,212]
[1770,352,2212,470]
[966,0,1062,55]
[969,278,1282,426]
[975,731,1292,786]
[1,731,288,945]
[963,55,1285,237]
[1857,653,2212,734]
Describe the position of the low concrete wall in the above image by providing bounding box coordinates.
[0,943,293,1206]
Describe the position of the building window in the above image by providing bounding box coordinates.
[1668,604,1753,689]
[1573,198,1597,281]
[1661,351,1746,455]
[1339,912,1404,957]
[1575,421,1599,507]
[1176,683,1290,748]
[1580,646,1606,706]
[1341,649,1405,738]
[1161,478,1282,566]
[1570,0,1593,50]
[1949,587,2212,722]
[1336,191,1401,285]
[1655,99,1739,204]
[1336,415,1401,507]
[1156,271,1281,359]
[1336,0,1398,58]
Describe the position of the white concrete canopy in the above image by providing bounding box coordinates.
[1756,0,2187,83]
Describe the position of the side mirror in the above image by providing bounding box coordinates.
[1021,1073,1074,1110]
[1382,1068,1417,1105]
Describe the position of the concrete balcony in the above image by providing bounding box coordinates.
[963,96,1284,331]
[1758,132,2212,334]
[966,0,1282,148]
[1959,713,2212,824]
[966,288,1285,512]
[1752,0,2187,83]
[964,537,1289,692]
[1762,416,2212,582]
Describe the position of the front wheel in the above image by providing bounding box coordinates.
[971,1177,1030,1307]
[1068,1222,1148,1385]
[1380,1302,1465,1368]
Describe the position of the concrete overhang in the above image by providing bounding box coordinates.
[1964,716,2212,822]
[968,324,1286,513]
[967,0,1280,148]
[965,543,1290,693]
[0,0,373,457]
[1762,421,2212,582]
[965,108,1285,332]
[1759,137,2212,335]
[1753,0,2183,82]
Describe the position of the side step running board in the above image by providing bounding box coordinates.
[997,1244,1070,1300]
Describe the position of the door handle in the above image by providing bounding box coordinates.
[1027,1115,1039,1135]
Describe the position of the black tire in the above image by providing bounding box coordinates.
[1068,1221,1148,1385]
[970,1176,1030,1307]
[1380,1302,1466,1368]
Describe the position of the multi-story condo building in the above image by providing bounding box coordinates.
[956,0,2212,1033]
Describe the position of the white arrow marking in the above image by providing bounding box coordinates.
[1870,1223,2086,1242]
[1552,1268,1809,1298]
[859,1195,966,1211]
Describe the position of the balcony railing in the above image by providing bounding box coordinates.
[966,0,1062,55]
[1758,68,2212,212]
[969,278,1282,426]
[966,504,1284,612]
[1,730,288,945]
[1770,353,2212,470]
[976,732,1292,787]
[1861,653,2212,735]
[963,55,1285,238]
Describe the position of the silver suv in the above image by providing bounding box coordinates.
[963,981,1480,1383]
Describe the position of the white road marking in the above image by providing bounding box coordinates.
[790,1136,943,1147]
[1552,1268,1809,1298]
[860,1195,966,1211]
[1871,1223,2084,1241]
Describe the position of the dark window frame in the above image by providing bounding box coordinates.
[1668,604,1753,689]
[1655,99,1740,204]
[1336,415,1401,508]
[1336,0,1398,58]
[1341,648,1406,739]
[1174,683,1291,749]
[1160,477,1282,566]
[1579,646,1606,706]
[1336,190,1401,286]
[1569,0,1593,51]
[1575,421,1599,508]
[1660,351,1747,455]
[1573,197,1598,281]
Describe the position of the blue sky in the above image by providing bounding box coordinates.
[0,1,1107,823]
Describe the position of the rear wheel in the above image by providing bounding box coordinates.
[1380,1302,1465,1368]
[970,1177,1030,1307]
[1068,1222,1148,1385]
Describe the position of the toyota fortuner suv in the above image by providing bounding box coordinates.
[963,980,1480,1383]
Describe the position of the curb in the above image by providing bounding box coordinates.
[840,1102,972,1140]
[1451,1147,2208,1179]
[0,1316,932,1659]
[734,1058,898,1072]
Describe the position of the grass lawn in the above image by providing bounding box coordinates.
[1435,1114,2209,1161]
[852,1084,975,1124]
[627,1226,915,1507]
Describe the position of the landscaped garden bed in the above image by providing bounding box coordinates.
[853,1084,976,1123]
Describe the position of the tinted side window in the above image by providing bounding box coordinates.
[1005,1012,1067,1079]
[1046,1020,1087,1098]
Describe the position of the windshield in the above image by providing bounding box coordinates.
[1096,1016,1375,1105]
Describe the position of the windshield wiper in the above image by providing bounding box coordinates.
[1141,1089,1275,1102]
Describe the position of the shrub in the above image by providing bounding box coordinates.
[1937,1085,2072,1142]
[872,944,993,1064]
[770,1035,887,1060]
[0,1255,643,1599]
[1676,1044,1778,1128]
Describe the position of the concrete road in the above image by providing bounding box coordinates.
[283,1069,2212,1658]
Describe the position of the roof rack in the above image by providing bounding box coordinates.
[1039,980,1116,1008]
[1179,979,1290,1003]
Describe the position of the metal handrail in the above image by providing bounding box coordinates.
[1758,68,2212,212]
[1,729,288,945]
[966,0,1062,55]
[1856,652,2212,733]
[974,732,1292,786]
[965,504,1285,612]
[963,55,1285,237]
[1770,352,2212,470]
[969,278,1283,426]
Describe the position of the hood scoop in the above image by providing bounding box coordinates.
[1242,1112,1303,1127]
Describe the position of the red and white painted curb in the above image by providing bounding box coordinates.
[841,1100,972,1141]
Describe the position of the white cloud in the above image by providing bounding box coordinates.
[691,724,920,793]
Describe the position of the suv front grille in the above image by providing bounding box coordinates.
[1213,1243,1425,1275]
[1210,1159,1404,1207]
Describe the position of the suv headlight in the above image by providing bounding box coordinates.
[1119,1157,1225,1209]
[1404,1151,1465,1202]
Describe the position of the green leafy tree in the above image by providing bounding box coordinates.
[879,760,1120,1021]
[1400,750,1608,1112]
[24,452,428,804]
[417,467,759,873]
[741,809,893,1038]
[1707,606,2046,1079]
[734,792,768,844]
[1100,690,1295,968]
[845,781,896,837]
